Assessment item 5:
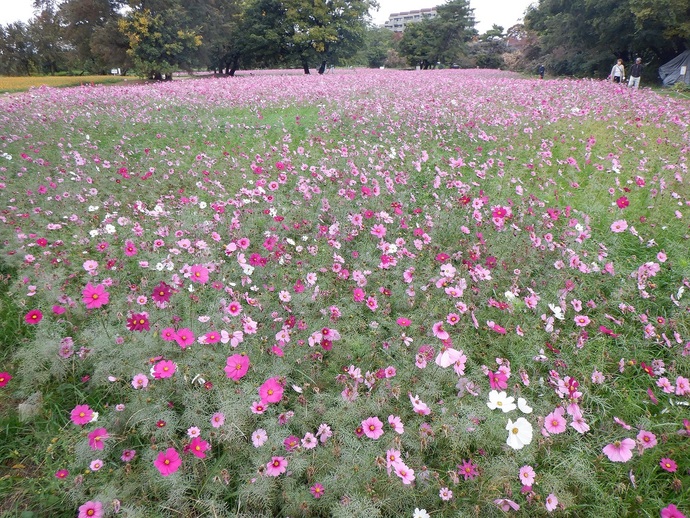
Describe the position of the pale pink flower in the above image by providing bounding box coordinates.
[519,465,535,486]
[545,493,558,512]
[610,219,628,233]
[602,438,635,462]
[252,429,268,447]
[543,407,567,435]
[388,415,404,434]
[394,462,415,484]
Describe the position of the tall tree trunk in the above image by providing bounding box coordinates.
[302,60,310,74]
[318,60,326,74]
[229,55,239,76]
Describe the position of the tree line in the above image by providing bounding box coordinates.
[0,0,687,81]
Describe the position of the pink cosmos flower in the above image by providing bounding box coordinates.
[82,283,110,309]
[439,487,453,501]
[361,416,384,439]
[432,321,449,340]
[574,315,591,327]
[660,458,677,472]
[388,415,404,434]
[121,449,136,462]
[394,462,415,484]
[545,493,558,512]
[543,407,567,435]
[636,430,657,449]
[204,331,221,344]
[266,456,287,476]
[397,317,411,326]
[602,438,635,462]
[24,309,43,325]
[186,436,210,459]
[123,240,137,256]
[154,447,181,476]
[224,353,250,380]
[152,360,176,379]
[661,504,687,518]
[353,287,365,302]
[70,404,94,426]
[610,219,628,233]
[366,296,378,311]
[226,300,242,316]
[310,483,325,499]
[259,377,284,404]
[131,373,148,389]
[78,501,103,518]
[519,465,535,486]
[458,459,479,480]
[190,264,209,283]
[174,328,195,348]
[676,376,690,396]
[494,499,520,512]
[87,427,108,450]
[211,412,225,428]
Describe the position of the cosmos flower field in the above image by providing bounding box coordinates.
[0,69,689,517]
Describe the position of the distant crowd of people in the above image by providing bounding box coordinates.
[536,58,644,88]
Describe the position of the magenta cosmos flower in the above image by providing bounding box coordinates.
[70,404,94,426]
[78,501,103,518]
[361,416,384,439]
[266,456,287,476]
[127,313,150,332]
[661,504,687,518]
[259,377,283,404]
[82,283,109,309]
[310,483,325,499]
[174,328,195,348]
[186,436,210,459]
[24,309,43,325]
[224,353,250,380]
[0,372,11,388]
[602,438,635,462]
[151,281,173,303]
[189,264,209,283]
[660,458,678,473]
[154,447,182,476]
[152,360,176,379]
[87,427,109,450]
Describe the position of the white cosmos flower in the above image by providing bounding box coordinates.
[517,398,533,414]
[548,303,565,320]
[506,417,533,450]
[487,390,516,413]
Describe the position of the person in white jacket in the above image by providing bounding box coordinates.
[609,59,625,83]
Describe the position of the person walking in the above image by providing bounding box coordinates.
[609,59,625,83]
[628,58,643,89]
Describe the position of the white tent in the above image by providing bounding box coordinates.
[659,50,690,86]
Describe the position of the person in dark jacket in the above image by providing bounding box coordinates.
[628,58,643,89]
[538,64,545,79]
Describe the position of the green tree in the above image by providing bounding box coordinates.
[0,22,36,75]
[398,0,476,68]
[28,5,67,74]
[524,0,690,80]
[119,6,202,79]
[282,0,376,73]
[60,0,124,74]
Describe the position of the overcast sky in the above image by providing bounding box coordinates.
[1,0,535,35]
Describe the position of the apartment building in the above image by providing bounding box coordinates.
[383,8,438,32]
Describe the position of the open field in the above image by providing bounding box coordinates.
[0,69,689,517]
[0,75,131,94]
